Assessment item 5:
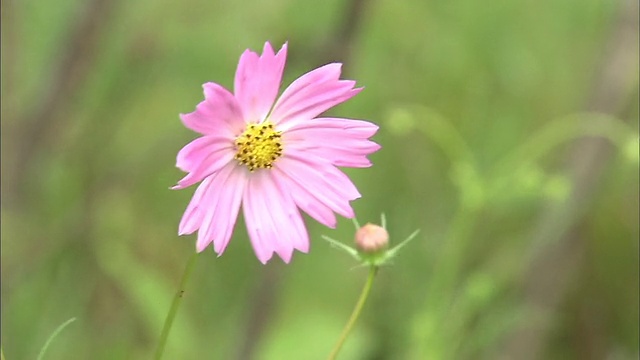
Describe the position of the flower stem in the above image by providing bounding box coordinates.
[154,252,199,360]
[327,265,378,360]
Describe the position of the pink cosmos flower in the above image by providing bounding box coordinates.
[174,42,380,264]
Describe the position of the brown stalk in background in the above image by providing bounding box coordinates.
[3,0,114,207]
[498,0,639,359]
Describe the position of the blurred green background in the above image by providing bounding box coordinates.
[2,0,638,359]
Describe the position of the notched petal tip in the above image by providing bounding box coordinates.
[278,251,293,264]
[202,82,231,99]
[326,62,343,71]
[171,175,194,190]
[201,82,229,96]
[257,253,273,264]
[262,41,275,57]
[351,87,364,95]
[321,63,344,80]
[324,220,338,229]
[171,182,189,190]
[263,40,288,58]
[215,246,231,259]
[296,241,310,253]
[240,48,258,59]
[275,42,288,61]
[196,241,210,253]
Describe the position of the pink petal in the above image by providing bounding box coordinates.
[288,117,379,137]
[272,167,337,228]
[269,63,362,129]
[172,135,235,190]
[274,154,360,219]
[178,176,213,236]
[242,171,309,264]
[242,173,275,263]
[175,135,232,172]
[194,163,247,253]
[284,117,380,167]
[180,83,245,137]
[234,42,288,123]
[268,173,310,254]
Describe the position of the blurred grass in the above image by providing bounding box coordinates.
[1,0,638,359]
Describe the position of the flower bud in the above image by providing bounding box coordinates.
[355,223,389,253]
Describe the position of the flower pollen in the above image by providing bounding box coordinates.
[234,121,283,171]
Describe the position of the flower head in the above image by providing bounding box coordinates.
[174,42,380,264]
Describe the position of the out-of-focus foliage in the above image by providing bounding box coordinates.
[2,0,638,359]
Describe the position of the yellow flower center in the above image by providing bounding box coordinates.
[234,121,283,171]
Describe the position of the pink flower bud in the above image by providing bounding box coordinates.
[355,223,389,253]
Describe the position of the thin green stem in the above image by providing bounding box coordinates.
[154,252,199,360]
[327,266,378,360]
[1,345,5,360]
[36,317,76,360]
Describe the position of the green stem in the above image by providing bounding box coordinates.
[327,266,378,360]
[36,317,76,360]
[1,345,5,360]
[154,252,199,360]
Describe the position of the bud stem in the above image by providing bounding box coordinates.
[327,265,378,360]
